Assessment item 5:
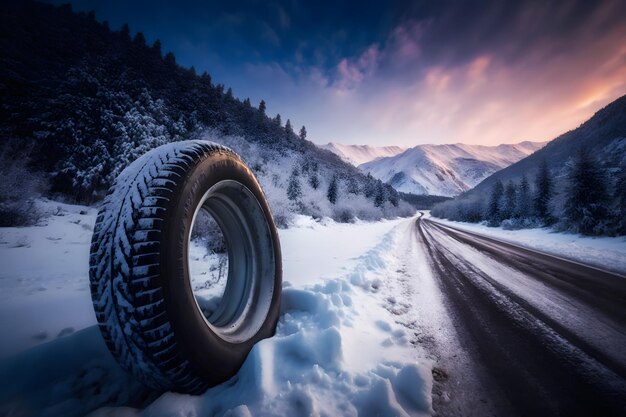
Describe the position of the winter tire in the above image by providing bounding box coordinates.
[89,140,282,393]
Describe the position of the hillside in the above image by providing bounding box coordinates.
[431,94,626,235]
[360,141,546,196]
[0,1,413,225]
[319,143,407,165]
[468,95,626,194]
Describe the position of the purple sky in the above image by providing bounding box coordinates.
[49,0,626,146]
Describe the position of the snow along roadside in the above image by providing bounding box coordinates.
[0,201,432,416]
[92,216,433,417]
[425,212,626,275]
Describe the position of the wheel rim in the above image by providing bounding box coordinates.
[187,180,276,343]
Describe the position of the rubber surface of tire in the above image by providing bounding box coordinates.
[89,140,282,394]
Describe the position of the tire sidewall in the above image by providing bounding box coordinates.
[160,149,282,386]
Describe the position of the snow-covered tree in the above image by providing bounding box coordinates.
[487,180,504,225]
[285,119,293,135]
[299,126,307,141]
[562,148,609,235]
[308,172,320,190]
[503,182,517,219]
[516,175,531,218]
[534,160,552,222]
[287,168,302,201]
[327,175,338,204]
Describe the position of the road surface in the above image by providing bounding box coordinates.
[415,215,626,417]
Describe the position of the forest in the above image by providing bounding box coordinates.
[432,149,626,236]
[0,1,413,227]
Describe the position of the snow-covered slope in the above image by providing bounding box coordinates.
[360,141,547,196]
[320,142,407,166]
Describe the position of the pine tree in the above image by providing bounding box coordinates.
[133,32,146,47]
[120,23,130,41]
[374,181,386,207]
[534,160,552,222]
[274,114,281,126]
[287,168,302,201]
[327,175,338,204]
[347,176,359,194]
[487,180,504,225]
[285,119,293,135]
[299,126,307,141]
[563,148,609,235]
[151,40,162,57]
[615,170,626,235]
[259,100,266,115]
[308,173,319,189]
[516,175,531,218]
[164,52,176,66]
[503,182,517,219]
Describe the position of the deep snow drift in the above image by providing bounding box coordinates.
[0,200,432,417]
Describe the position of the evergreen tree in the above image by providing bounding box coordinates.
[226,87,233,98]
[563,148,609,235]
[487,180,504,225]
[614,170,626,235]
[327,175,338,204]
[151,40,162,57]
[285,119,293,135]
[133,32,146,47]
[347,176,359,194]
[164,52,176,66]
[120,23,130,41]
[534,160,552,222]
[374,181,386,207]
[503,182,517,219]
[516,175,531,218]
[259,100,266,115]
[274,114,282,126]
[299,126,307,141]
[308,173,319,189]
[287,168,302,201]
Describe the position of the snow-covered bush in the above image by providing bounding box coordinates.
[0,148,48,227]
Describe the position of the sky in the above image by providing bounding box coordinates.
[47,0,626,147]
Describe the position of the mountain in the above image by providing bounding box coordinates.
[430,94,626,236]
[360,141,547,197]
[467,95,626,195]
[0,0,414,225]
[320,143,407,165]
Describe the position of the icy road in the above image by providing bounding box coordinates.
[415,215,626,416]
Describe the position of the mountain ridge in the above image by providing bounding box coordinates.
[356,141,547,196]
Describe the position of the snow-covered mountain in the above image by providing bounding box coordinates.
[320,143,407,166]
[360,141,547,196]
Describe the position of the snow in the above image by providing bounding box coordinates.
[319,143,407,166]
[426,213,626,275]
[360,141,547,196]
[0,201,432,416]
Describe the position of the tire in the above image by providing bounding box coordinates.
[89,140,282,394]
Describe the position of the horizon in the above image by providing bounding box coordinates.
[43,0,626,147]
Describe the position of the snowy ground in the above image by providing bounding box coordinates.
[426,213,626,275]
[0,200,433,417]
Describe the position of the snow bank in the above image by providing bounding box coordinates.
[0,203,432,416]
[93,219,432,417]
[0,199,98,357]
[427,213,626,275]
